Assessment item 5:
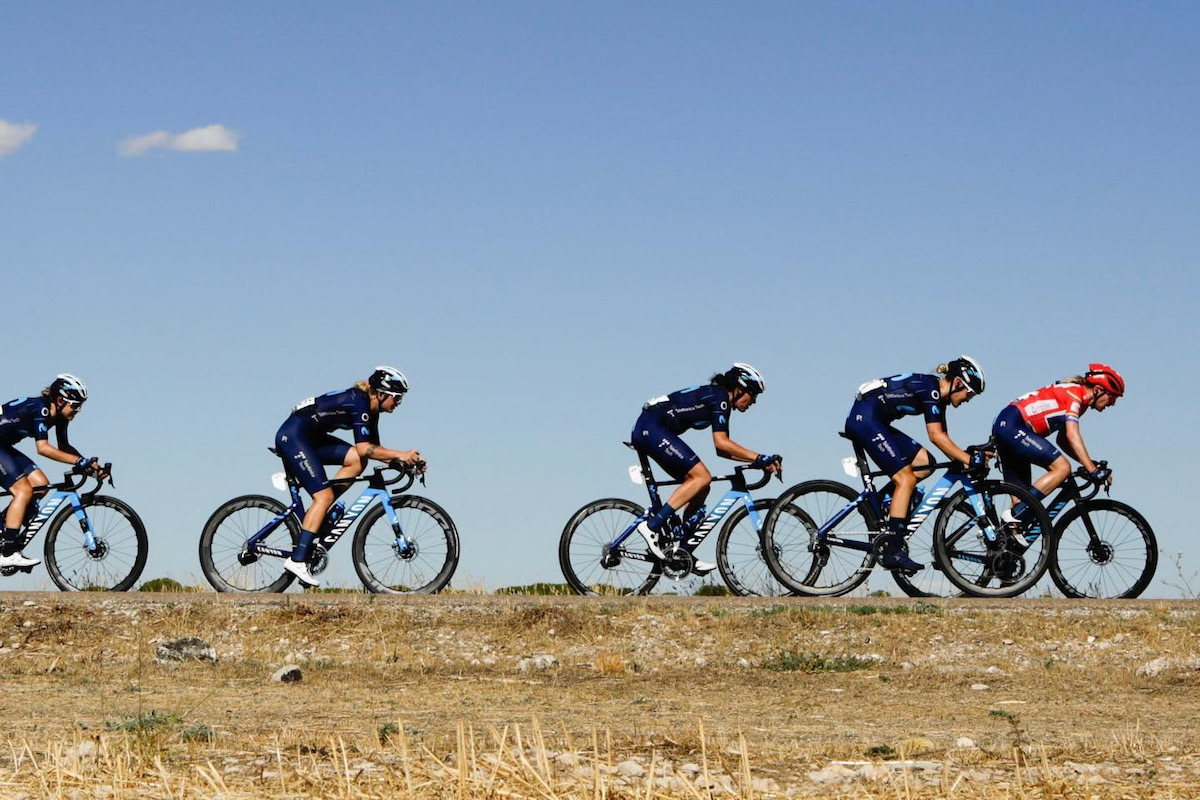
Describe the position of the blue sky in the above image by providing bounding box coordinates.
[2,2,1197,594]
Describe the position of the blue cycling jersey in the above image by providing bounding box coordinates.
[286,387,380,445]
[642,385,731,436]
[857,373,946,426]
[0,396,62,446]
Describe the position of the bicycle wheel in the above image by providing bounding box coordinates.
[44,496,148,591]
[559,498,660,596]
[716,499,794,597]
[352,496,459,593]
[199,495,298,592]
[891,499,962,599]
[932,480,1054,597]
[1049,500,1157,598]
[761,480,877,597]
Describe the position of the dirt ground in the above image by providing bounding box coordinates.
[0,592,1197,798]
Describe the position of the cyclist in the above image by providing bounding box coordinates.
[630,363,781,574]
[0,374,103,569]
[991,364,1123,528]
[275,366,423,587]
[844,357,986,572]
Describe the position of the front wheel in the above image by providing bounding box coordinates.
[932,480,1054,598]
[761,480,878,597]
[716,498,795,597]
[44,496,148,591]
[352,496,459,594]
[1050,500,1157,598]
[199,495,299,593]
[559,498,660,596]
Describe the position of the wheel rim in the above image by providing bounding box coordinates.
[564,506,657,596]
[358,504,453,592]
[49,503,142,591]
[205,502,295,591]
[1055,506,1154,598]
[766,486,873,595]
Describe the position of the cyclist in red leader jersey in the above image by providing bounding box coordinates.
[991,364,1124,523]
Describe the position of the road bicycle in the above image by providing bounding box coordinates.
[559,445,792,596]
[0,463,148,591]
[962,458,1156,598]
[199,453,458,593]
[761,434,1054,598]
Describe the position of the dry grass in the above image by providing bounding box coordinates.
[0,593,1197,797]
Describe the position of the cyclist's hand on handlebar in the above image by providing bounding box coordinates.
[75,456,99,474]
[1089,465,1113,488]
[754,453,784,479]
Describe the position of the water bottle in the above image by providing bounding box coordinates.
[326,501,345,528]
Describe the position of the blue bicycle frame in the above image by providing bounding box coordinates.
[244,468,417,559]
[608,449,771,558]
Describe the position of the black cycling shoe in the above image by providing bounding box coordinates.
[876,534,924,572]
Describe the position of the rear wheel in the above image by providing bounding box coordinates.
[44,496,148,592]
[199,495,298,593]
[559,498,660,596]
[351,496,460,593]
[1049,500,1157,598]
[761,480,877,596]
[932,481,1054,597]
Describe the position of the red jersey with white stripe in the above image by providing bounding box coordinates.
[1011,383,1089,436]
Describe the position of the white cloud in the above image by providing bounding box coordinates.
[0,120,37,158]
[119,124,238,157]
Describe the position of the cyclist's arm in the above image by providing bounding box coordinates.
[712,432,761,463]
[52,422,81,459]
[926,422,970,467]
[36,439,85,466]
[1056,422,1098,472]
[355,442,420,466]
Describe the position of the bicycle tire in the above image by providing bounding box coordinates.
[44,496,148,592]
[559,498,660,596]
[932,480,1054,597]
[716,498,794,597]
[199,494,299,593]
[761,480,877,597]
[351,496,459,594]
[1049,499,1157,599]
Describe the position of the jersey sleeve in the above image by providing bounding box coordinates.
[917,376,946,426]
[33,405,52,441]
[709,388,730,434]
[349,393,377,444]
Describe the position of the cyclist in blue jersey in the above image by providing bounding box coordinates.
[0,374,104,569]
[844,356,986,572]
[630,363,781,574]
[276,366,423,586]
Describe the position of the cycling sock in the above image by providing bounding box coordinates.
[0,528,19,556]
[1011,488,1045,522]
[887,517,907,537]
[647,503,676,533]
[292,529,317,562]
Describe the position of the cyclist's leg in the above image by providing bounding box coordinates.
[274,426,334,563]
[631,416,709,528]
[993,406,1068,512]
[0,448,40,540]
[845,414,923,569]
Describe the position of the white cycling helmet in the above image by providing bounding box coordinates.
[731,363,766,395]
[368,365,408,396]
[50,373,88,403]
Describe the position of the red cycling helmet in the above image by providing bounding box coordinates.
[1084,363,1125,397]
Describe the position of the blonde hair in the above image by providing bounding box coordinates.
[934,363,950,376]
[1060,376,1086,385]
[355,380,371,393]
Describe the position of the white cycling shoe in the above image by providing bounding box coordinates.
[283,558,320,587]
[0,550,41,569]
[690,559,717,576]
[1000,509,1032,546]
[634,521,667,560]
